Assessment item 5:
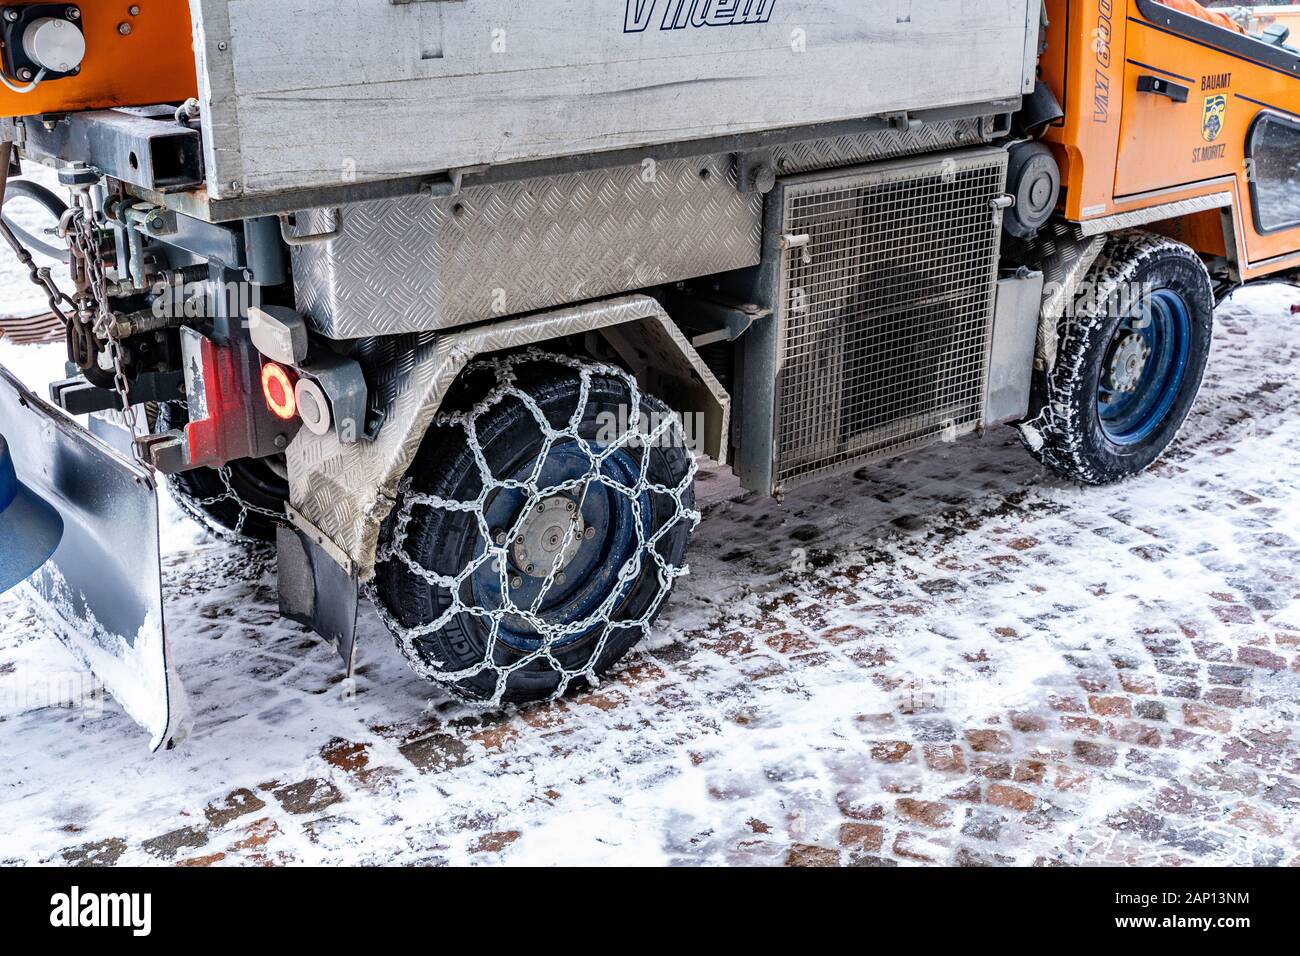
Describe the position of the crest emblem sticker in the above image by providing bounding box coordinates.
[1202,95,1227,143]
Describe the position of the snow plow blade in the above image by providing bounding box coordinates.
[0,363,188,751]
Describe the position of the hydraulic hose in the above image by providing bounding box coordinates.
[0,177,71,263]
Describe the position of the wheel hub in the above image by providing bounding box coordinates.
[476,439,653,649]
[508,494,589,579]
[1105,332,1151,395]
[1095,287,1194,447]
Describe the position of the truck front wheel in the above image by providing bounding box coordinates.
[374,352,699,705]
[1019,232,1214,484]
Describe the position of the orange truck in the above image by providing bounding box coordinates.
[0,1,1295,748]
[1043,1,1300,283]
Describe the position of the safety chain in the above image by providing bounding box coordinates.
[2,174,145,464]
[373,350,700,707]
[61,189,145,460]
[0,213,77,323]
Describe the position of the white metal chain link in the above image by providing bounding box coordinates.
[372,350,700,706]
[189,464,287,538]
[159,400,286,540]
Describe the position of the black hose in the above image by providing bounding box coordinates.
[1,178,70,263]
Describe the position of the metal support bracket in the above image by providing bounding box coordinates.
[885,110,922,132]
[662,289,771,348]
[50,371,184,415]
[22,106,203,192]
[424,164,489,198]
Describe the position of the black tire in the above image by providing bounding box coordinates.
[155,402,288,542]
[1019,231,1214,484]
[374,354,697,705]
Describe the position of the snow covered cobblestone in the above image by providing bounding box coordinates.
[1,286,1299,866]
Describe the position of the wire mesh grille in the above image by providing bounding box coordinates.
[774,152,1006,486]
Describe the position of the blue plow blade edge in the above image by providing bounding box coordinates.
[0,432,63,592]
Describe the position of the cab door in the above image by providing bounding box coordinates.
[1114,3,1253,199]
[1243,107,1300,275]
[1116,1,1300,279]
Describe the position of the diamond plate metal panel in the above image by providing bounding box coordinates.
[1023,221,1108,374]
[771,118,992,177]
[1078,191,1234,237]
[292,155,762,339]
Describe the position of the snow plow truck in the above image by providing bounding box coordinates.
[0,0,1297,749]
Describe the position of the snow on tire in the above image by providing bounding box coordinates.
[1019,231,1214,485]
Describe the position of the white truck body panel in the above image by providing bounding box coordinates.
[190,0,1038,201]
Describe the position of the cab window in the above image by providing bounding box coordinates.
[1249,113,1300,234]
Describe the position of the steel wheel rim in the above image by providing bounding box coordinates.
[1096,288,1192,446]
[470,440,652,652]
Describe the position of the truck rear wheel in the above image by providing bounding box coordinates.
[1019,232,1214,484]
[374,352,699,705]
[155,402,288,542]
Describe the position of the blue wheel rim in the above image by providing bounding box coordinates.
[469,440,652,652]
[1096,288,1192,446]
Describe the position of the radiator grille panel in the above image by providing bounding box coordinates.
[775,151,1006,486]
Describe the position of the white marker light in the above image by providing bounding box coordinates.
[295,377,333,437]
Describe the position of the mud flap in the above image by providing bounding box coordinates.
[0,363,188,751]
[277,522,359,674]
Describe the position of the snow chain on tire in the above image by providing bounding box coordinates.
[1018,231,1214,485]
[179,464,287,540]
[156,400,288,542]
[372,350,701,707]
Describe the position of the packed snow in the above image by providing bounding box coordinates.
[0,195,1298,863]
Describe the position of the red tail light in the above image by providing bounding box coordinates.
[261,362,297,421]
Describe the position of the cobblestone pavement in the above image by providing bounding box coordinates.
[1,286,1299,866]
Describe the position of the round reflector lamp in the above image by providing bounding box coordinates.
[294,377,333,437]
